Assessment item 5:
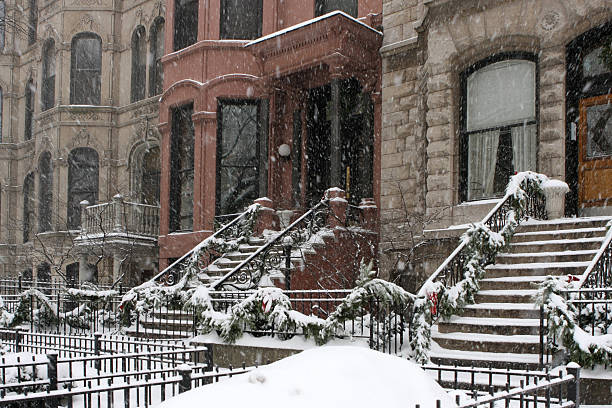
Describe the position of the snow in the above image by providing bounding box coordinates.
[246,11,382,47]
[156,347,456,408]
[486,261,591,269]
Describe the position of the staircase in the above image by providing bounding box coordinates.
[430,216,611,369]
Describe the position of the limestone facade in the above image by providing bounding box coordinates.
[0,0,164,285]
[379,0,612,288]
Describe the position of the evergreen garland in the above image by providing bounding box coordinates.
[535,276,612,368]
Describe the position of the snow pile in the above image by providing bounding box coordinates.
[157,347,456,408]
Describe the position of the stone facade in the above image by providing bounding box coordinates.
[0,0,164,285]
[379,0,612,288]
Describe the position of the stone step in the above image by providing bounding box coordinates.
[508,238,603,253]
[483,262,588,278]
[516,217,611,233]
[437,317,540,336]
[479,276,547,291]
[432,331,541,354]
[494,250,598,264]
[474,289,538,304]
[460,303,540,319]
[510,227,607,243]
[429,349,542,371]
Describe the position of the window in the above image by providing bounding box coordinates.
[149,18,165,97]
[173,0,197,51]
[142,146,160,205]
[0,87,3,142]
[169,104,194,232]
[220,0,262,40]
[25,79,35,141]
[68,148,99,229]
[0,1,6,51]
[28,0,37,45]
[70,33,102,105]
[66,262,79,287]
[131,26,146,102]
[315,0,358,17]
[23,173,35,243]
[217,100,268,215]
[38,152,52,232]
[36,262,50,282]
[42,39,56,111]
[460,56,537,201]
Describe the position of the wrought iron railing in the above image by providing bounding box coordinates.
[210,199,330,291]
[152,206,259,287]
[81,197,159,238]
[577,224,612,289]
[417,188,546,297]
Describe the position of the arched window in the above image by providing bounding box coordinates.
[23,173,35,242]
[0,1,6,51]
[28,0,37,45]
[173,0,197,51]
[315,0,358,17]
[38,152,52,232]
[142,146,160,205]
[220,0,262,40]
[460,55,537,201]
[42,39,56,111]
[25,79,35,141]
[70,33,102,105]
[66,262,79,286]
[149,18,164,97]
[131,26,146,102]
[68,148,99,229]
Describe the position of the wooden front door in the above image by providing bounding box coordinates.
[578,94,612,207]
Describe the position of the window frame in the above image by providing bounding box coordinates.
[169,103,195,232]
[38,151,53,232]
[314,0,358,18]
[28,0,37,45]
[173,0,198,51]
[70,33,102,105]
[23,173,35,243]
[67,147,99,230]
[25,79,35,141]
[459,52,540,202]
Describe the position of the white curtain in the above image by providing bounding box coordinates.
[511,123,537,172]
[468,130,500,200]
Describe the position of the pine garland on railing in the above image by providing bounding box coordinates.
[535,276,612,368]
[182,261,415,348]
[410,172,550,363]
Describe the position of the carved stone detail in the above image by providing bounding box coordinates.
[540,11,560,31]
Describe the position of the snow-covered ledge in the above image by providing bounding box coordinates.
[541,179,570,219]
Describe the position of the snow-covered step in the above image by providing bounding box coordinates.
[438,316,540,336]
[508,237,604,253]
[479,276,547,290]
[510,227,607,243]
[495,250,598,264]
[474,289,539,304]
[461,303,539,319]
[431,327,541,354]
[517,217,611,233]
[429,341,542,370]
[483,261,589,278]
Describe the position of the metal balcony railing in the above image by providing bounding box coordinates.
[81,195,159,238]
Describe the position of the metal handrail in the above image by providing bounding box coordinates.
[576,222,612,289]
[210,199,329,290]
[150,205,259,286]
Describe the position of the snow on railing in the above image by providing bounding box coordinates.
[576,220,612,289]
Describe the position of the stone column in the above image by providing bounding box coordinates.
[252,197,279,235]
[326,188,347,229]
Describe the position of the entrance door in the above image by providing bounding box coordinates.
[216,99,268,215]
[306,78,373,207]
[578,94,612,207]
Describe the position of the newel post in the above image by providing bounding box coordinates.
[325,188,347,228]
[113,194,124,232]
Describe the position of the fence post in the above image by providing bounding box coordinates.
[14,329,21,352]
[94,332,101,370]
[178,365,192,394]
[567,363,581,408]
[46,352,58,408]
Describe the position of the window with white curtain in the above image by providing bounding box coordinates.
[461,57,537,201]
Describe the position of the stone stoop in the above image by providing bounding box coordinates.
[430,216,611,371]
